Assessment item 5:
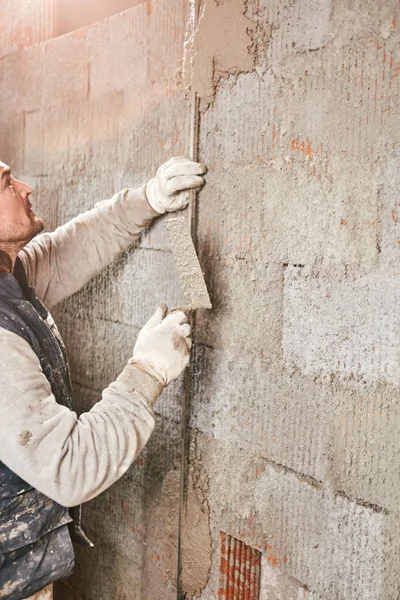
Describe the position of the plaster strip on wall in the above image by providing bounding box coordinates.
[182,0,256,111]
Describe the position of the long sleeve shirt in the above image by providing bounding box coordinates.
[0,185,164,508]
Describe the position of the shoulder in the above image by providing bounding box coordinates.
[0,327,43,372]
[0,300,38,352]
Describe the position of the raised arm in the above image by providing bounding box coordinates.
[18,158,207,308]
[18,185,158,308]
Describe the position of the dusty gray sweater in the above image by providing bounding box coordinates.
[0,185,164,508]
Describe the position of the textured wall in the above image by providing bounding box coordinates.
[0,0,55,59]
[1,0,400,599]
[185,0,400,598]
[0,2,190,599]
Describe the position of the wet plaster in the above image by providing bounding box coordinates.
[182,0,257,111]
[166,217,212,311]
[143,452,212,599]
[181,436,213,597]
[143,463,180,599]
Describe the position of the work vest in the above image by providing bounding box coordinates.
[0,259,91,600]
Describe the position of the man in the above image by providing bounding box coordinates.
[0,156,206,600]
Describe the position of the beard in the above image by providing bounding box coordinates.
[0,206,45,272]
[1,213,45,247]
[20,199,45,242]
[29,213,45,239]
[24,200,44,237]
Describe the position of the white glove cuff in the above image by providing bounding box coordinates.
[145,179,165,215]
[130,356,168,386]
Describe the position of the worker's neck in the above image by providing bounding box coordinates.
[0,244,20,273]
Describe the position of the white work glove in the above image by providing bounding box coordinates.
[131,304,192,386]
[146,156,207,214]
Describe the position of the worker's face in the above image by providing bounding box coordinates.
[0,162,44,245]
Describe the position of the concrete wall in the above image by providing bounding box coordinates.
[0,2,190,598]
[1,0,400,598]
[0,0,55,59]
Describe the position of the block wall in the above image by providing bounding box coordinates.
[0,0,400,599]
[0,2,190,598]
[0,0,55,59]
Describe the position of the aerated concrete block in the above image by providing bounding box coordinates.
[194,432,400,600]
[331,378,400,512]
[60,247,183,327]
[283,266,400,385]
[191,346,335,483]
[260,561,307,600]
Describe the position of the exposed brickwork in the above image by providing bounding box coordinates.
[219,532,261,600]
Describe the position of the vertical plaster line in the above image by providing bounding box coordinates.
[240,537,247,599]
[219,532,227,599]
[228,536,234,600]
[225,534,230,599]
[177,0,201,597]
[243,543,251,600]
[239,539,245,600]
[236,536,242,599]
[226,534,233,598]
[250,544,261,599]
[227,536,235,600]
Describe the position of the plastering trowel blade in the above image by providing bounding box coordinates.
[165,216,212,311]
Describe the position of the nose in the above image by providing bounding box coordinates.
[14,178,33,199]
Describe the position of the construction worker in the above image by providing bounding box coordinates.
[0,156,206,600]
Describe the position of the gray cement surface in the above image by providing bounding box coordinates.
[0,0,399,598]
[166,217,212,310]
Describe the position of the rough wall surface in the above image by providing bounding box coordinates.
[185,0,400,598]
[0,0,55,59]
[0,2,191,599]
[0,0,400,599]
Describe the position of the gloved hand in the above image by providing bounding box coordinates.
[146,156,207,214]
[131,304,192,385]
